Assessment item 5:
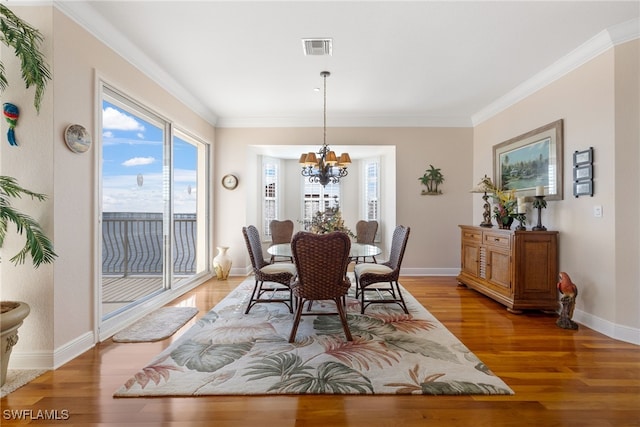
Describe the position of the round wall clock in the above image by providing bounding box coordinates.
[222,174,238,190]
[64,124,91,153]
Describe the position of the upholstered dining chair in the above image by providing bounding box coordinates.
[269,219,294,263]
[353,220,378,263]
[242,225,296,314]
[288,231,353,343]
[354,225,410,314]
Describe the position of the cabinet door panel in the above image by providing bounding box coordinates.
[461,242,480,276]
[486,249,511,294]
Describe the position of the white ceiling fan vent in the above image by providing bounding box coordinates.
[302,38,333,56]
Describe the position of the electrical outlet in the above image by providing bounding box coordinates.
[593,205,603,218]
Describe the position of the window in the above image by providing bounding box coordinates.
[301,179,341,230]
[262,157,279,239]
[363,158,379,222]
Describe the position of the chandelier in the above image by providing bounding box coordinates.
[299,71,351,186]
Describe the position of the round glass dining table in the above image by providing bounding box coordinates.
[267,242,381,260]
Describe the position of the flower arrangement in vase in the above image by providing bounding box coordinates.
[484,184,526,230]
[307,207,354,237]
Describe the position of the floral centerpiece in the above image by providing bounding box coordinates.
[308,207,354,237]
[491,188,518,228]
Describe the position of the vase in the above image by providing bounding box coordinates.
[1,301,30,386]
[213,246,232,280]
[498,217,514,230]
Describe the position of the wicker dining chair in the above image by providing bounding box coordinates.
[242,225,296,314]
[354,225,410,314]
[269,219,294,263]
[288,231,353,343]
[353,220,379,263]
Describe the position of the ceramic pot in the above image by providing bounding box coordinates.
[213,246,232,280]
[0,301,30,386]
[498,217,514,230]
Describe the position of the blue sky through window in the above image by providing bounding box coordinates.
[102,101,197,213]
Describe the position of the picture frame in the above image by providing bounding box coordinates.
[573,147,593,166]
[493,119,563,201]
[573,180,593,197]
[573,164,592,181]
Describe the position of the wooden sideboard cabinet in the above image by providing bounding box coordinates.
[456,225,559,313]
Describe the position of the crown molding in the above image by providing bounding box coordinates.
[472,17,640,126]
[54,1,219,126]
[216,114,472,128]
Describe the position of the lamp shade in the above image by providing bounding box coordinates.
[326,150,338,165]
[298,153,308,165]
[338,153,351,166]
[305,152,318,165]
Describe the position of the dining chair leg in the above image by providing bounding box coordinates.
[245,279,261,314]
[394,281,409,314]
[288,298,305,343]
[335,297,353,341]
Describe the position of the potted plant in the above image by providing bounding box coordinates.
[0,177,57,386]
[0,4,53,386]
[418,164,445,195]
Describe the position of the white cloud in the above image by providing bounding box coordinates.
[102,173,196,213]
[103,131,114,138]
[122,157,156,167]
[103,107,145,132]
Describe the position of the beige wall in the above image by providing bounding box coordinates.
[613,40,639,331]
[1,7,215,367]
[474,40,640,339]
[0,6,55,357]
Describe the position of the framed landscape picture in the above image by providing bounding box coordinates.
[493,119,564,201]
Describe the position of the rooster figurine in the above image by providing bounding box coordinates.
[556,272,579,329]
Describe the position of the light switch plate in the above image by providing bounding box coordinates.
[593,205,603,217]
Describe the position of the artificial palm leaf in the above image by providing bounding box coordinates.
[0,175,57,267]
[0,4,51,112]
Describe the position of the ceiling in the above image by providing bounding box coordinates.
[57,1,639,128]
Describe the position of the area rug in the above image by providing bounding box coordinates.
[114,278,513,396]
[113,306,199,343]
[1,369,47,398]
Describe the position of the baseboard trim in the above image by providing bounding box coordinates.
[400,267,459,276]
[9,331,95,370]
[573,309,640,346]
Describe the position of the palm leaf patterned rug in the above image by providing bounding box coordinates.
[114,277,513,396]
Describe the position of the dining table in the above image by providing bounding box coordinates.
[267,242,381,261]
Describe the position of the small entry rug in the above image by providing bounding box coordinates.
[113,307,199,343]
[114,278,513,396]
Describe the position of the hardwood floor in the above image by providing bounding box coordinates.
[2,276,639,426]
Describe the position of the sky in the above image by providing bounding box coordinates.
[101,101,197,213]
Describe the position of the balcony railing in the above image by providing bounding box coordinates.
[102,212,197,276]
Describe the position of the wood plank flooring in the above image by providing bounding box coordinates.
[2,276,639,426]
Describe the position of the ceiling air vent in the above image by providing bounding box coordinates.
[302,38,333,56]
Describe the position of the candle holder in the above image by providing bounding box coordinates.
[532,195,547,231]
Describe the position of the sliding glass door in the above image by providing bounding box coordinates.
[99,85,209,321]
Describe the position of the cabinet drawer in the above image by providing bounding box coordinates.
[483,232,511,249]
[462,229,482,242]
